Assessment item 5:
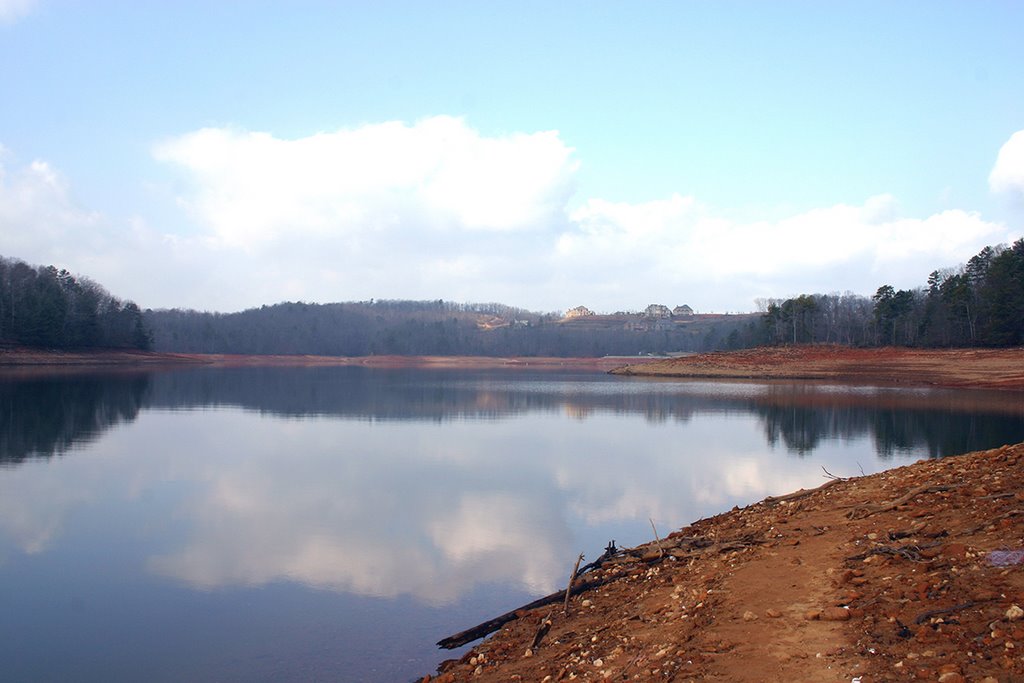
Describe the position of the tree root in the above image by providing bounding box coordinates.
[847,485,954,519]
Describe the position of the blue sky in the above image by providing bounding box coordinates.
[1,1,1022,313]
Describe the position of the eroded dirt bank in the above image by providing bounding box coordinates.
[428,442,1024,682]
[611,346,1024,391]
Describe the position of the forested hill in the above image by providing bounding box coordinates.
[759,238,1024,348]
[0,256,151,350]
[144,301,755,357]
[9,236,1020,358]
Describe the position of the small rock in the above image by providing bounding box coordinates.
[581,599,593,608]
[804,609,822,621]
[1006,604,1024,621]
[765,608,782,618]
[743,610,758,621]
[821,606,851,621]
[593,658,603,667]
[971,589,999,602]
[942,543,968,557]
[937,673,965,683]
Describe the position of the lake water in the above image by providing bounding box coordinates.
[1,365,1023,682]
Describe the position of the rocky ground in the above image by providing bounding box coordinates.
[611,346,1024,391]
[427,442,1024,682]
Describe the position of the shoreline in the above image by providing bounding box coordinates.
[611,345,1024,391]
[427,441,1024,682]
[0,348,658,372]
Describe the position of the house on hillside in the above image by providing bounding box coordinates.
[644,304,672,319]
[565,305,595,319]
[673,304,694,318]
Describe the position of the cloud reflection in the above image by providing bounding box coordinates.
[141,408,851,603]
[1,370,1021,605]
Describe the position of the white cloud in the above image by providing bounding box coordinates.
[0,152,102,260]
[153,116,578,247]
[558,193,1009,309]
[990,129,1024,196]
[0,0,36,23]
[2,121,1018,313]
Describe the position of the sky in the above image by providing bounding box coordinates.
[1,1,1023,314]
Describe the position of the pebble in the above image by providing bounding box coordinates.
[1006,604,1024,621]
[821,606,851,621]
[743,610,758,621]
[937,673,965,683]
[765,608,782,618]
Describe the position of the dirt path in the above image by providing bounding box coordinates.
[611,345,1024,391]
[427,442,1024,682]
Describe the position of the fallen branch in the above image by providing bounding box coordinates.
[848,485,954,519]
[846,542,941,563]
[914,601,976,625]
[649,519,664,558]
[763,478,842,505]
[529,611,553,650]
[437,575,613,649]
[821,466,847,481]
[563,553,584,614]
[578,541,619,574]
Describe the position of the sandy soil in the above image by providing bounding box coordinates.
[427,442,1024,682]
[610,346,1024,391]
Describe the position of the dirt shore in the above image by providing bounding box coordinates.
[611,346,1024,391]
[428,442,1024,682]
[0,348,655,373]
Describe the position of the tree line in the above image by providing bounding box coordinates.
[0,256,151,350]
[759,238,1024,348]
[144,300,754,357]
[7,236,1020,357]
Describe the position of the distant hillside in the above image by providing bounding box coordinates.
[145,300,760,357]
[0,255,150,351]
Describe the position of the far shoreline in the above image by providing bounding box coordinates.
[611,344,1024,391]
[6,345,1024,392]
[0,347,660,373]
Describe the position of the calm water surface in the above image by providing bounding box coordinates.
[1,366,1022,682]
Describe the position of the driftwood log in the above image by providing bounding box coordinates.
[438,543,620,650]
[437,575,613,649]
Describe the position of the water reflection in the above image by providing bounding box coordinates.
[0,366,1022,681]
[3,366,1022,463]
[0,371,150,465]
[136,412,571,604]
